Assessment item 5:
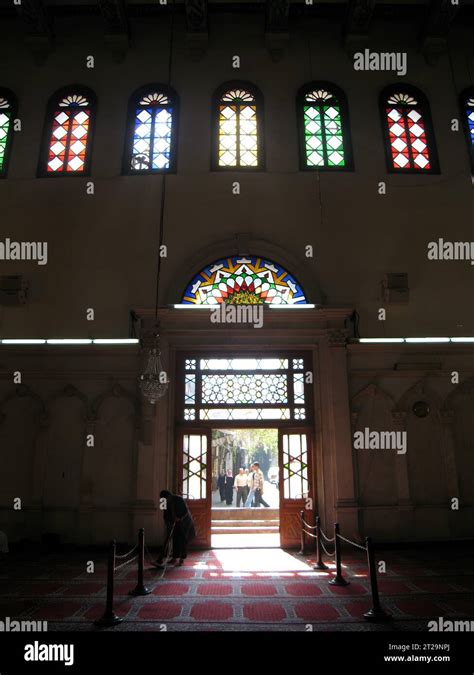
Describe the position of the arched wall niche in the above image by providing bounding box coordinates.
[443,376,474,503]
[394,379,447,506]
[0,385,46,507]
[90,383,139,541]
[162,235,326,306]
[41,385,89,515]
[350,383,398,507]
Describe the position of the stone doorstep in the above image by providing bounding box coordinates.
[211,523,280,534]
[212,508,279,520]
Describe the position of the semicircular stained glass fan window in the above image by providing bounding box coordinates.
[0,95,14,175]
[182,256,307,305]
[464,95,474,154]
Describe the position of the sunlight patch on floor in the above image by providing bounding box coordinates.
[207,547,313,573]
[212,533,280,548]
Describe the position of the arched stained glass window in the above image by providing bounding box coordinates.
[0,89,17,177]
[182,256,307,305]
[298,83,353,170]
[460,88,474,171]
[124,86,178,174]
[381,85,439,173]
[40,87,96,175]
[214,83,263,169]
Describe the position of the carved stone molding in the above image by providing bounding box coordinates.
[15,0,53,64]
[185,0,208,33]
[419,0,459,63]
[266,0,290,32]
[91,382,140,429]
[328,329,349,347]
[440,409,455,426]
[394,378,443,414]
[392,411,407,429]
[49,384,90,420]
[0,384,49,427]
[265,0,290,61]
[344,0,375,50]
[98,0,130,61]
[185,0,208,59]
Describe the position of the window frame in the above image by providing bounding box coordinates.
[0,87,18,179]
[296,81,354,172]
[211,80,265,172]
[37,85,97,178]
[122,83,179,176]
[459,87,474,173]
[379,83,440,175]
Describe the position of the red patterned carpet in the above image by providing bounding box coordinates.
[1,545,473,631]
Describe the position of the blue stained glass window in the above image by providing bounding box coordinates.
[466,97,474,147]
[131,92,172,172]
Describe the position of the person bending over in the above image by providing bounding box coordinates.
[156,490,196,567]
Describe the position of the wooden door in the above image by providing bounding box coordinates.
[278,429,313,549]
[177,429,211,549]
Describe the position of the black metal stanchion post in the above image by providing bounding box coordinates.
[313,515,328,570]
[130,528,151,596]
[94,540,123,627]
[328,523,349,586]
[298,510,306,555]
[363,536,391,621]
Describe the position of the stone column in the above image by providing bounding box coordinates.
[328,330,359,536]
[440,409,461,538]
[392,410,413,539]
[29,409,50,540]
[77,414,96,545]
[131,398,158,545]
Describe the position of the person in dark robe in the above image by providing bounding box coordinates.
[224,469,234,506]
[156,490,196,567]
[217,472,226,502]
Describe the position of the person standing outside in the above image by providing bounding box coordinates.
[217,471,226,502]
[252,462,270,508]
[224,469,234,506]
[234,468,248,507]
[244,463,256,507]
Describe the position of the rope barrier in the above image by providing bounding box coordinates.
[320,530,335,543]
[328,523,350,587]
[302,529,317,539]
[144,541,170,583]
[114,554,139,572]
[114,544,139,560]
[320,539,335,558]
[337,533,367,552]
[301,517,317,530]
[94,540,123,628]
[95,528,153,627]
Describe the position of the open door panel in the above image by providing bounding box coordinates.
[177,429,212,549]
[278,428,313,549]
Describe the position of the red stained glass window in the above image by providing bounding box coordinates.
[385,92,431,171]
[47,94,92,174]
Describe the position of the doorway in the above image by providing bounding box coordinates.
[211,428,279,548]
[176,353,314,549]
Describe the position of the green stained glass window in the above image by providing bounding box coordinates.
[303,89,345,168]
[0,94,14,176]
